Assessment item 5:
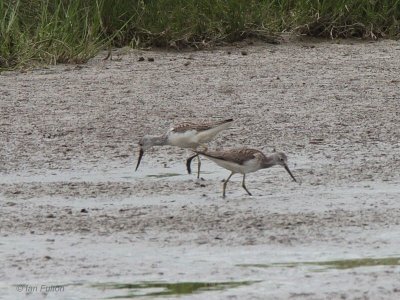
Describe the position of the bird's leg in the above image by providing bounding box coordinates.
[196,155,201,179]
[223,172,234,198]
[186,154,198,175]
[242,174,252,196]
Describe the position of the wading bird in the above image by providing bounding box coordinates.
[196,148,297,197]
[135,119,233,178]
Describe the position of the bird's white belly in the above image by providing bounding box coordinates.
[167,131,199,148]
[208,157,260,174]
[195,124,229,143]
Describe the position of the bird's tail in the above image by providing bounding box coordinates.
[221,118,233,124]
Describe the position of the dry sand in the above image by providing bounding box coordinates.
[1,38,400,299]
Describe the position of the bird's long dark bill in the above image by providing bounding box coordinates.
[135,148,144,171]
[186,154,198,175]
[284,164,297,182]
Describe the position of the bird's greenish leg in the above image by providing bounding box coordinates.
[242,174,252,196]
[197,155,201,179]
[223,172,234,198]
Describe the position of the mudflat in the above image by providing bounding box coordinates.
[1,39,400,299]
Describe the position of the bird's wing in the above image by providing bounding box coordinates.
[171,119,233,133]
[197,148,264,165]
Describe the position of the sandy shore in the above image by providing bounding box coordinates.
[1,38,400,299]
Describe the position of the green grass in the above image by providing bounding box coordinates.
[1,0,400,70]
[0,0,104,69]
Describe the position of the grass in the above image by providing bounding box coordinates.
[1,0,400,70]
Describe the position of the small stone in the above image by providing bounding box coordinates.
[80,208,88,213]
[241,50,248,56]
[138,57,145,62]
[147,57,154,62]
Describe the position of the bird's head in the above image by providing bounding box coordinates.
[272,152,296,182]
[138,135,155,151]
[135,135,153,171]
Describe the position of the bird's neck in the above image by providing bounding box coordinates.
[262,155,277,169]
[149,135,167,146]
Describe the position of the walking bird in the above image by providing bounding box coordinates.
[196,148,297,197]
[135,119,233,178]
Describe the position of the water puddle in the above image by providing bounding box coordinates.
[239,256,400,271]
[93,281,258,298]
[146,173,181,178]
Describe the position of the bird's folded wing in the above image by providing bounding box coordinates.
[171,119,233,133]
[197,148,262,165]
